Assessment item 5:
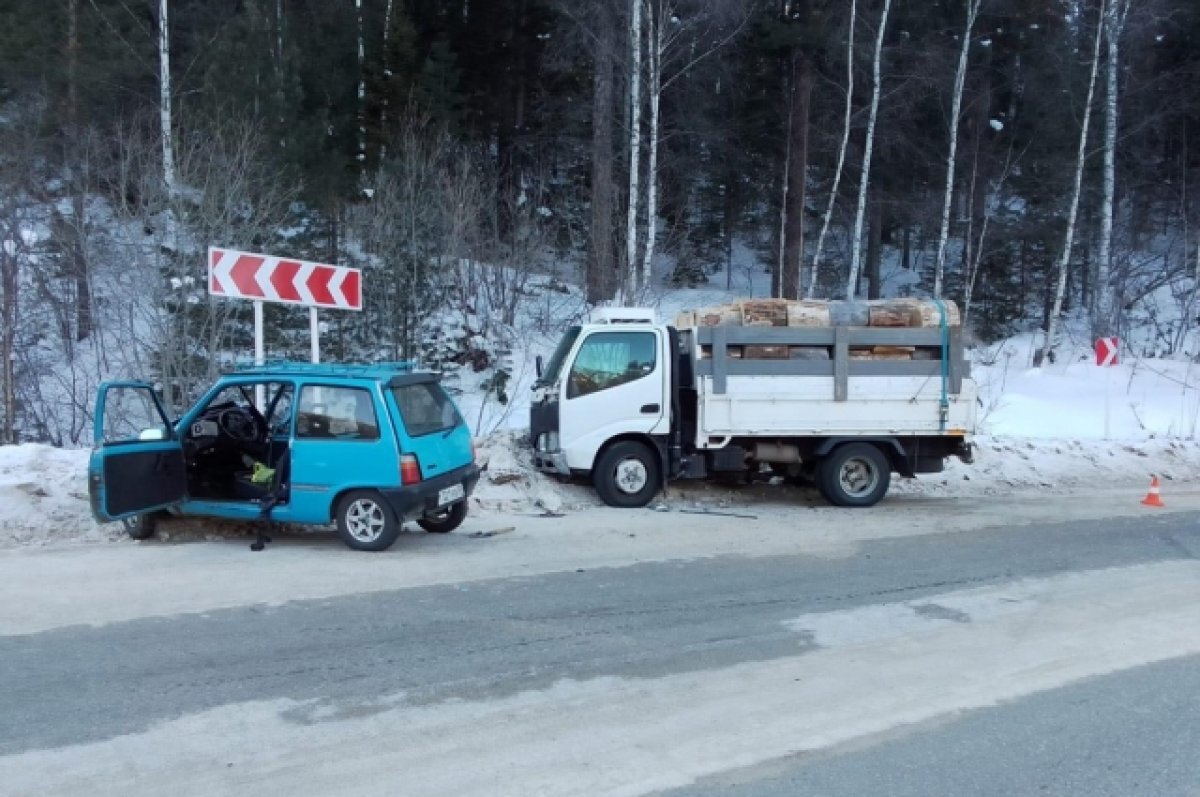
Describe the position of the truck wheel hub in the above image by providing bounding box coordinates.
[615,459,649,494]
[839,459,878,496]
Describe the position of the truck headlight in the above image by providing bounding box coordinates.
[547,431,559,452]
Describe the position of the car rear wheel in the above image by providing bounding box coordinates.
[418,501,467,533]
[335,491,400,551]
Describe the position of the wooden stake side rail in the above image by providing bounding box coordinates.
[690,326,967,400]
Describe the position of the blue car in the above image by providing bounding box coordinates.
[88,362,480,551]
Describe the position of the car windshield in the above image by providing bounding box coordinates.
[538,326,581,387]
[392,382,461,437]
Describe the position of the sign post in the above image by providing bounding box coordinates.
[1095,336,1119,440]
[208,247,362,368]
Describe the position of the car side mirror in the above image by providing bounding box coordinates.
[535,355,544,380]
[138,427,167,441]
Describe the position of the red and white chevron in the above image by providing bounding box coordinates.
[207,247,363,311]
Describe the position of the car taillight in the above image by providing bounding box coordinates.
[400,453,423,485]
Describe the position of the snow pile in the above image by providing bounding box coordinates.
[973,333,1200,440]
[471,431,595,515]
[0,445,113,547]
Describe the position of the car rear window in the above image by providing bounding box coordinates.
[392,382,461,437]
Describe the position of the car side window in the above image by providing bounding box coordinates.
[296,386,379,440]
[567,332,657,399]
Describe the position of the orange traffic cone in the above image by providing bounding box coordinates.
[1141,476,1165,508]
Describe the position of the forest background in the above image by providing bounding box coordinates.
[0,0,1198,446]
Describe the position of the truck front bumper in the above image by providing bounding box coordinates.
[532,450,571,476]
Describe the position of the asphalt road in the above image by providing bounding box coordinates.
[2,506,1199,796]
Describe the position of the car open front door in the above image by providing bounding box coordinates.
[88,381,186,521]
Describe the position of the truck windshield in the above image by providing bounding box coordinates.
[538,326,580,386]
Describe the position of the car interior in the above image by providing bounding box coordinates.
[183,382,292,503]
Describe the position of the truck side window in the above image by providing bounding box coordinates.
[567,331,657,399]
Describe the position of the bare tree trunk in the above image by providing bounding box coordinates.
[624,0,643,299]
[1039,0,1106,367]
[846,0,892,300]
[380,0,394,159]
[1,273,14,444]
[866,184,883,299]
[933,0,981,298]
[808,0,855,299]
[1093,0,1130,339]
[158,0,176,196]
[355,0,367,178]
[67,0,91,342]
[639,1,661,292]
[775,23,812,304]
[588,12,618,303]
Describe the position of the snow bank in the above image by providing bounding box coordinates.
[0,445,113,547]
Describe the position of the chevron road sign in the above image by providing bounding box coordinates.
[208,247,362,311]
[208,247,365,367]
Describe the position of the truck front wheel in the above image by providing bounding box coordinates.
[593,441,660,508]
[819,443,891,507]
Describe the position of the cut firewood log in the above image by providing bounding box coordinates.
[786,301,833,327]
[698,307,743,326]
[850,347,914,360]
[743,344,790,360]
[867,301,917,327]
[789,347,831,360]
[871,346,916,357]
[829,301,870,327]
[910,299,962,328]
[674,311,697,329]
[738,299,790,327]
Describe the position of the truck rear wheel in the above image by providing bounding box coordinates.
[593,441,660,508]
[819,443,891,507]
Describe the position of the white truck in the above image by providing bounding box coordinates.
[530,306,976,507]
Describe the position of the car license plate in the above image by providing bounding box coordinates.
[437,484,465,506]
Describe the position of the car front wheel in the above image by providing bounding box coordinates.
[335,491,401,551]
[121,512,157,540]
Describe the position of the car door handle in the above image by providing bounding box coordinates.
[640,404,660,414]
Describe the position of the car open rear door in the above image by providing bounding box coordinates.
[88,382,186,521]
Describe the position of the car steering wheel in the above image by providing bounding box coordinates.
[218,407,264,443]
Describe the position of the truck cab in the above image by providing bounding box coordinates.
[531,309,675,507]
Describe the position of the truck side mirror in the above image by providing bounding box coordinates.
[535,355,544,380]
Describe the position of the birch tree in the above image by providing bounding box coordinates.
[933,0,982,299]
[845,0,892,300]
[624,0,643,299]
[808,0,855,298]
[355,0,368,177]
[158,0,176,196]
[1039,0,1106,367]
[1093,0,1132,339]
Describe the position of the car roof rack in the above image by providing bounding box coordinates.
[225,360,420,379]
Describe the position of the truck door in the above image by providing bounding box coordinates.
[89,382,186,521]
[559,328,666,469]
